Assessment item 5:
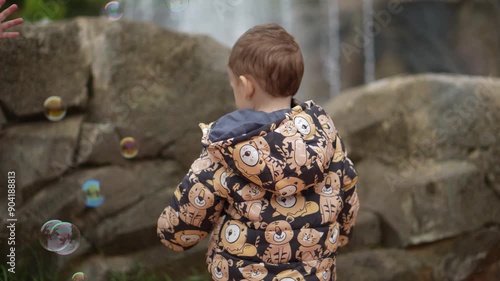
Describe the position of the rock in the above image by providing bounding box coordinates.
[342,209,382,252]
[355,159,500,246]
[0,106,6,133]
[78,18,234,170]
[76,122,127,166]
[17,160,183,257]
[374,0,499,78]
[409,226,500,281]
[72,241,209,281]
[324,75,500,247]
[89,181,174,254]
[0,19,90,117]
[0,115,84,204]
[336,249,434,281]
[325,74,500,163]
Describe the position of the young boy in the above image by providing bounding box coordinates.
[157,23,359,281]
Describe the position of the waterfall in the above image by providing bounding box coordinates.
[280,0,294,34]
[326,0,341,98]
[121,0,340,101]
[363,0,376,83]
[121,0,280,47]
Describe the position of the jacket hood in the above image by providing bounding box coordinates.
[199,99,339,196]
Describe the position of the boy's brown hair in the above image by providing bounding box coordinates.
[228,23,304,97]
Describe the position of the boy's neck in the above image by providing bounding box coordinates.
[251,95,292,113]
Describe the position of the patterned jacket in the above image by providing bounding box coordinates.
[157,99,359,281]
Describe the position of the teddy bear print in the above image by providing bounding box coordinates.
[324,222,340,256]
[274,120,312,174]
[239,262,268,281]
[262,220,294,264]
[209,200,225,224]
[270,194,319,221]
[275,176,306,197]
[212,167,234,198]
[237,182,266,200]
[314,172,343,224]
[179,183,215,227]
[159,229,208,251]
[332,136,344,163]
[233,140,267,186]
[219,220,257,257]
[295,225,324,261]
[271,269,305,281]
[315,258,335,281]
[157,206,179,233]
[340,191,360,233]
[206,215,225,264]
[342,158,358,191]
[210,254,233,281]
[317,114,337,141]
[310,136,334,170]
[293,112,316,140]
[233,199,268,222]
[253,136,286,183]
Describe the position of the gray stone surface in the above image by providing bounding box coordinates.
[80,18,234,170]
[0,19,90,117]
[0,115,84,204]
[325,75,500,247]
[337,249,434,281]
[342,209,382,252]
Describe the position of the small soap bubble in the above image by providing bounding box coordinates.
[82,179,104,207]
[168,0,189,12]
[120,137,138,159]
[105,1,123,20]
[39,220,62,251]
[72,272,87,281]
[50,222,81,255]
[43,96,67,122]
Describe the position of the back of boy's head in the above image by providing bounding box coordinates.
[228,23,304,97]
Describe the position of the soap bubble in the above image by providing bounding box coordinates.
[43,96,66,122]
[40,221,82,254]
[50,222,81,255]
[168,0,189,12]
[72,272,87,281]
[120,137,138,159]
[82,179,105,207]
[105,1,123,20]
[39,219,62,251]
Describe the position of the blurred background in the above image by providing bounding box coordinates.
[0,0,499,281]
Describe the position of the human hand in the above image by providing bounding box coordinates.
[0,0,23,39]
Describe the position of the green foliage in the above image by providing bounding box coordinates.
[5,0,109,21]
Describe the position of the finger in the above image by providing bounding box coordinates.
[0,32,19,39]
[0,4,18,22]
[1,17,22,30]
[0,0,5,10]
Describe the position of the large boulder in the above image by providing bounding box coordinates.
[0,17,233,280]
[336,226,500,281]
[0,20,90,117]
[0,115,84,204]
[325,74,500,247]
[337,249,434,281]
[80,17,234,169]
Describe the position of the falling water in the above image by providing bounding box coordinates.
[326,0,341,98]
[363,0,376,83]
[280,0,294,34]
[122,0,280,47]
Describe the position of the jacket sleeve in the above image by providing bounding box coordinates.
[335,134,360,248]
[157,148,226,252]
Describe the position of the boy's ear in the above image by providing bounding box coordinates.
[239,75,254,99]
